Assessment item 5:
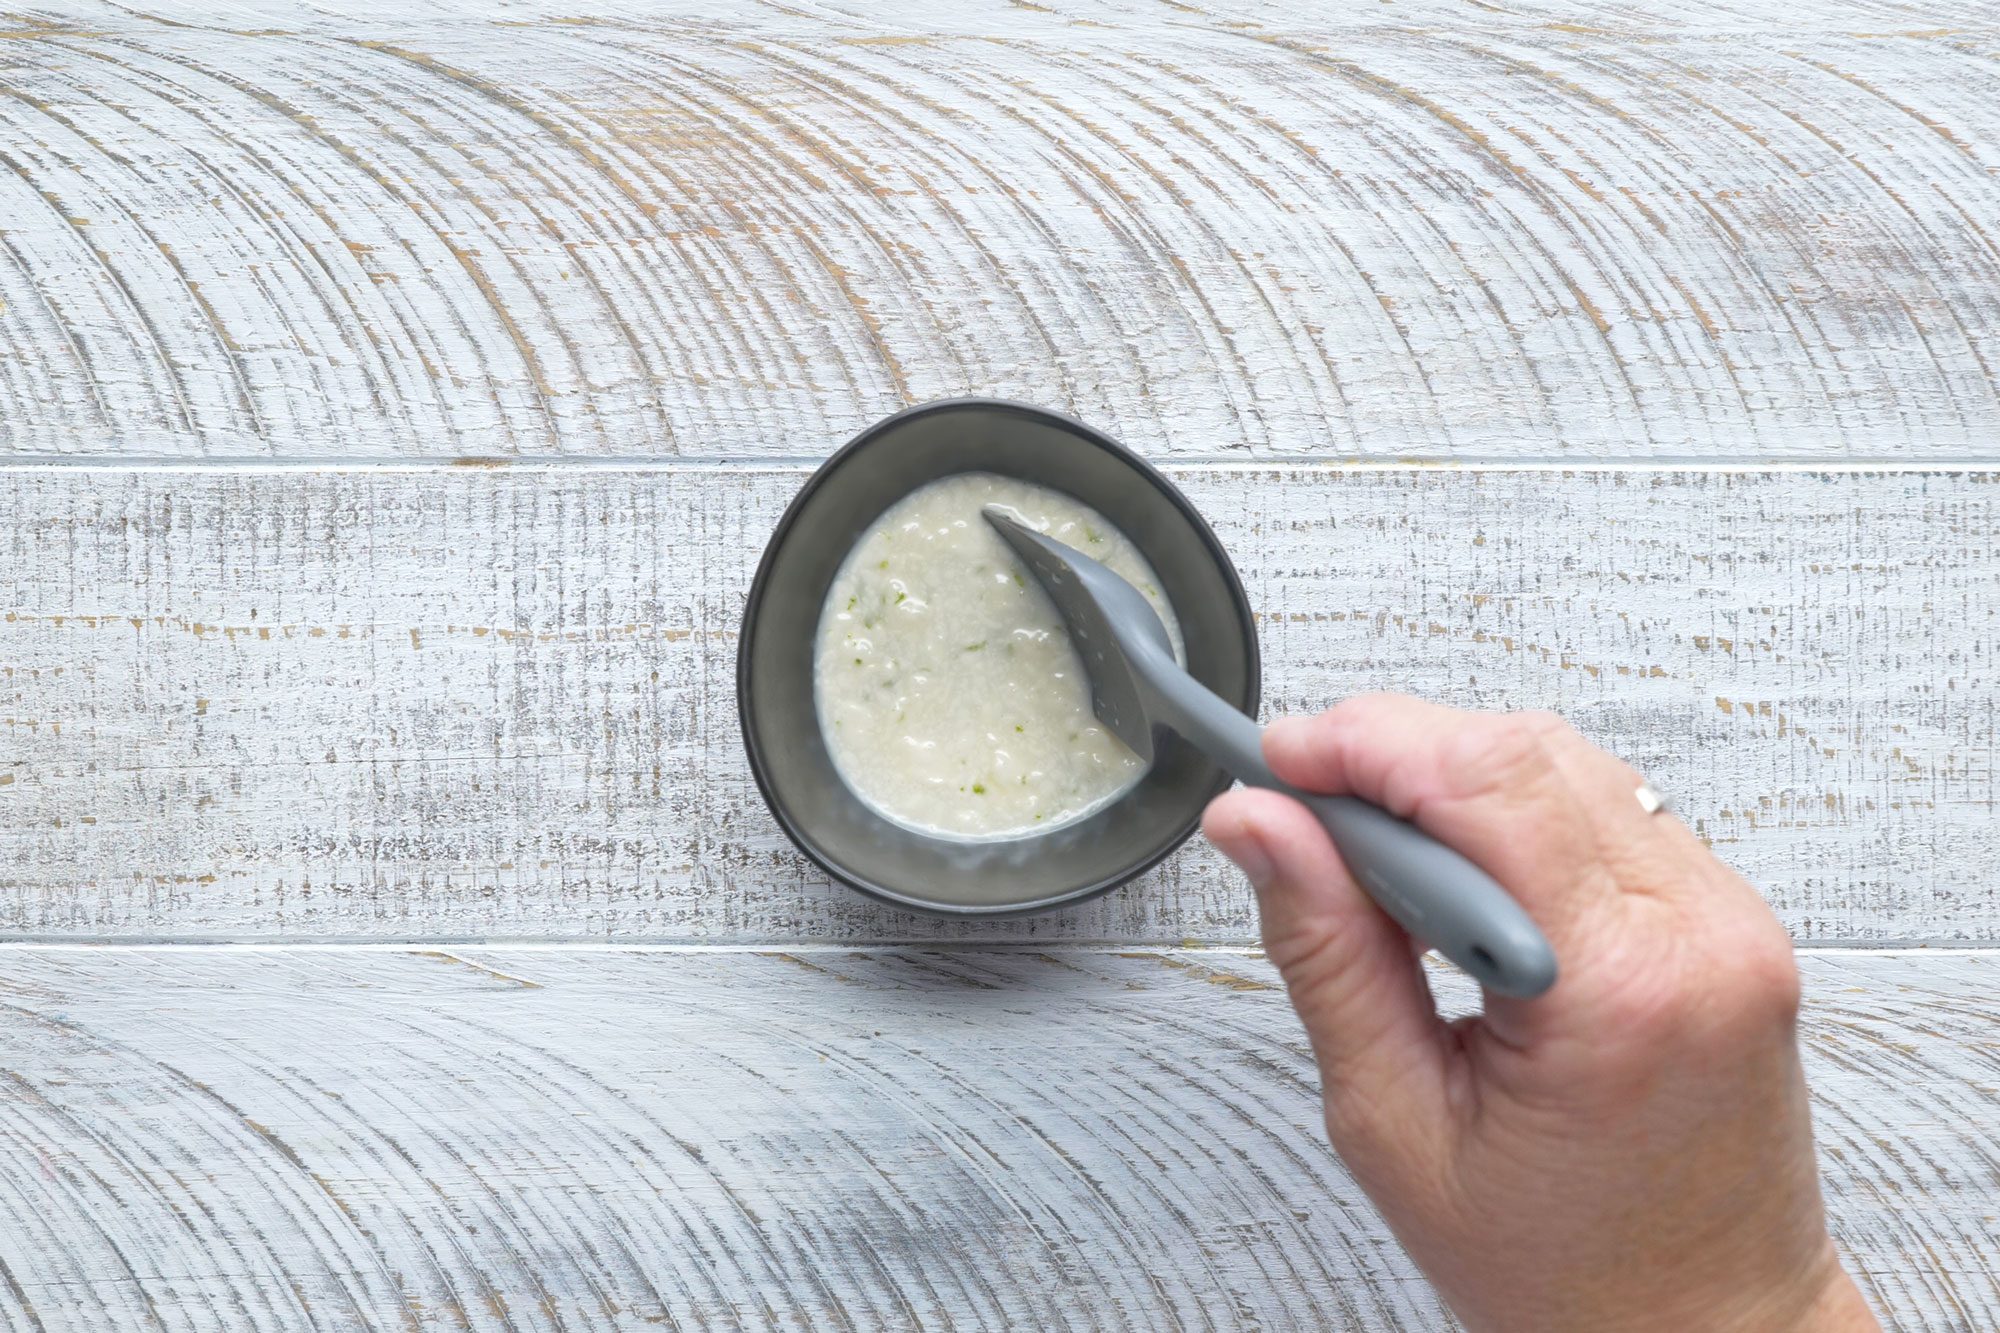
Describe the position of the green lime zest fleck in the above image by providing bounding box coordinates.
[964,641,986,652]
[972,783,986,795]
[895,591,907,604]
[853,657,862,665]
[1014,724,1024,733]
[877,559,888,571]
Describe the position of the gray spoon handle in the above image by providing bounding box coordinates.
[1147,671,1557,998]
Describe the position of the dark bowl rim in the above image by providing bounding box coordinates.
[736,396,1262,918]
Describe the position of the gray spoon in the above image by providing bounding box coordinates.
[984,508,1557,998]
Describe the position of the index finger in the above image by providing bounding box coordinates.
[1263,695,1619,953]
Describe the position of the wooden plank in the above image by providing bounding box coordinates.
[4,465,1993,943]
[22,0,1992,30]
[2,8,1998,459]
[0,946,1987,1331]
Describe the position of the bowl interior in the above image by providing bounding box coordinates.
[739,400,1259,914]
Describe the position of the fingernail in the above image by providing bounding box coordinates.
[1213,817,1276,888]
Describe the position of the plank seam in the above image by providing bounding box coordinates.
[0,941,1988,955]
[4,458,2000,473]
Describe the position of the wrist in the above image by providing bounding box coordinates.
[1703,1241,1877,1333]
[1769,1260,1877,1333]
[1509,1239,1878,1333]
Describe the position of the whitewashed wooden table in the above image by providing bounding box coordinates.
[3,1,1997,1328]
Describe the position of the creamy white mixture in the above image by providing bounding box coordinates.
[814,472,1183,841]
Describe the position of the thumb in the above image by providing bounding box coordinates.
[1204,787,1451,1145]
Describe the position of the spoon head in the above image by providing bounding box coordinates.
[982,507,1171,763]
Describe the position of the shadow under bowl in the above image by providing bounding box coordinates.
[737,398,1260,916]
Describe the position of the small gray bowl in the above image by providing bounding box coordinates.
[737,398,1260,916]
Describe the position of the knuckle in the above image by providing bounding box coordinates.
[1325,692,1403,735]
[1446,712,1566,798]
[1516,708,1574,738]
[1261,915,1338,987]
[1734,925,1804,1020]
[1517,709,1606,767]
[1598,923,1800,1048]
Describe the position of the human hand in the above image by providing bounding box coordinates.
[1202,697,1877,1332]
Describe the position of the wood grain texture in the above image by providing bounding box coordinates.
[4,4,1994,1323]
[0,946,1985,1331]
[4,465,1993,943]
[3,4,1999,459]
